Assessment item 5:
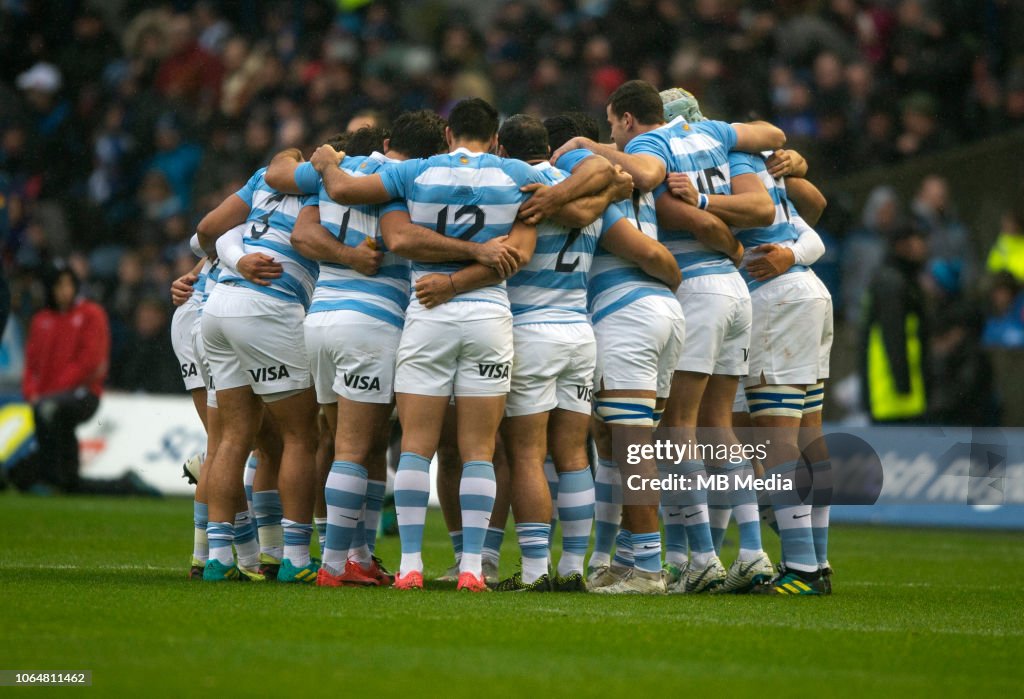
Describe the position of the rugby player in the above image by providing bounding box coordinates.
[196,162,321,584]
[306,99,543,591]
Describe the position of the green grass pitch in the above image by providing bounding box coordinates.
[1,493,1022,696]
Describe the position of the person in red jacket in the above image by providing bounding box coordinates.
[19,263,110,492]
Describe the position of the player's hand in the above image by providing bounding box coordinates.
[610,165,634,201]
[474,235,521,279]
[311,145,344,173]
[348,238,384,276]
[170,273,198,306]
[549,136,595,167]
[518,183,565,225]
[765,149,793,178]
[746,244,796,281]
[236,253,283,286]
[415,273,456,309]
[665,172,699,206]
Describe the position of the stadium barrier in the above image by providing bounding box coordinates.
[0,394,1010,528]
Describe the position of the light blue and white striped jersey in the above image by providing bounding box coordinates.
[378,147,544,309]
[306,152,410,329]
[218,168,319,308]
[553,150,675,325]
[628,117,739,277]
[507,161,622,326]
[194,249,227,318]
[586,198,676,324]
[729,151,806,291]
[184,259,209,312]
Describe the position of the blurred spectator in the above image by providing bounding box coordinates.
[111,297,181,394]
[986,205,1024,284]
[147,114,202,211]
[911,175,976,284]
[15,263,109,492]
[924,259,994,426]
[896,92,952,158]
[842,186,901,324]
[982,272,1024,349]
[860,225,930,424]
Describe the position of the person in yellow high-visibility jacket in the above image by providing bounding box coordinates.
[860,225,931,423]
[986,209,1024,283]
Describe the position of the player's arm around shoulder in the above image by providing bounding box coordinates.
[731,120,786,154]
[293,203,381,277]
[313,145,392,205]
[600,216,681,291]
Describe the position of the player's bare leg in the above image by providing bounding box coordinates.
[262,387,320,579]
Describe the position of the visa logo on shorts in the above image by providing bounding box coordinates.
[576,385,593,402]
[248,365,291,382]
[181,363,198,379]
[477,363,510,379]
[343,373,381,391]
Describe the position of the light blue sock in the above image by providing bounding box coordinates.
[769,460,817,573]
[592,457,621,568]
[363,479,386,555]
[731,460,763,559]
[323,460,368,574]
[233,510,259,568]
[460,461,497,575]
[556,468,594,577]
[544,456,559,548]
[705,464,732,555]
[449,530,464,564]
[632,531,662,573]
[482,526,505,566]
[282,519,313,567]
[252,489,283,560]
[394,452,431,576]
[517,522,551,583]
[658,461,688,566]
[613,528,634,568]
[192,501,208,562]
[811,460,832,566]
[207,521,234,566]
[243,453,258,513]
[679,459,714,562]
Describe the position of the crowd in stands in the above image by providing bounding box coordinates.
[1,0,1023,421]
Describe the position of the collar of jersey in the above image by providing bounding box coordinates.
[450,147,486,158]
[369,150,401,164]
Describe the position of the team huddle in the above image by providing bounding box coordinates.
[169,79,834,596]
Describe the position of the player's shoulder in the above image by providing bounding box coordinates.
[625,127,669,154]
[341,155,372,174]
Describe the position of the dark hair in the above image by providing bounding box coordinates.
[447,98,499,142]
[607,79,664,125]
[345,126,389,157]
[544,111,601,151]
[43,262,80,309]
[498,114,549,162]
[389,110,448,159]
[325,132,348,152]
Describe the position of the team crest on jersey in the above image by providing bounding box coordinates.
[343,373,381,391]
[477,363,510,379]
[248,365,291,382]
[360,162,368,169]
[459,156,469,164]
